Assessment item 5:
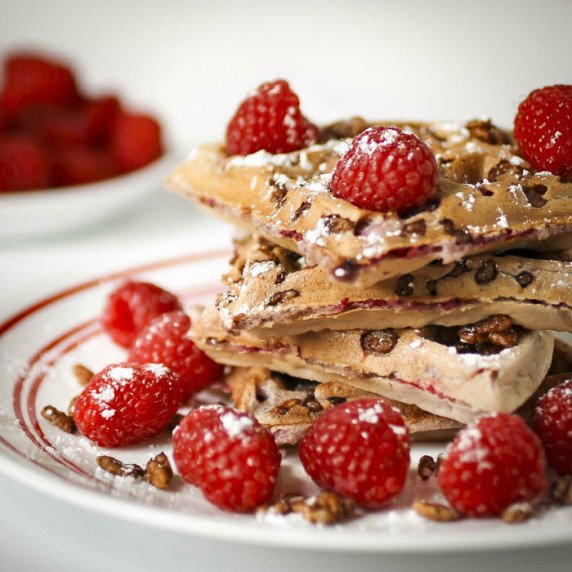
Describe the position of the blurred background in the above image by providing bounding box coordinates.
[1,2,571,571]
[3,0,571,152]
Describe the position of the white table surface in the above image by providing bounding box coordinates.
[1,0,571,569]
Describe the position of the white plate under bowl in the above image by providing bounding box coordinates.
[0,249,571,553]
[0,149,181,240]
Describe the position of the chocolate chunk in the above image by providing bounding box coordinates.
[322,214,354,234]
[425,279,438,296]
[440,218,473,244]
[515,271,534,288]
[267,289,300,306]
[403,220,427,236]
[474,260,497,284]
[395,274,415,296]
[361,330,398,354]
[522,184,548,208]
[333,259,357,281]
[292,200,311,221]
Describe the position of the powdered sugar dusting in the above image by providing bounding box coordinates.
[221,411,254,438]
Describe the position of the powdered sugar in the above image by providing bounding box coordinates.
[221,410,254,438]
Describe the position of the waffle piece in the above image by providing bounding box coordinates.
[190,304,554,424]
[218,234,572,336]
[227,338,572,446]
[166,119,572,287]
[227,367,462,446]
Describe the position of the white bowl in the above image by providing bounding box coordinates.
[0,149,181,240]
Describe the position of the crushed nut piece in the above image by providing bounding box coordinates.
[41,405,76,434]
[258,491,354,525]
[67,395,79,417]
[465,119,508,145]
[550,475,572,505]
[72,363,94,386]
[417,454,442,481]
[145,452,173,489]
[411,500,462,522]
[96,456,145,479]
[501,502,536,524]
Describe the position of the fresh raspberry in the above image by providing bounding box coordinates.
[73,362,183,448]
[128,311,224,400]
[110,112,163,173]
[514,84,572,176]
[298,398,410,508]
[172,405,281,512]
[331,126,438,214]
[438,413,548,517]
[0,133,52,191]
[532,378,572,475]
[1,53,79,116]
[225,79,321,156]
[101,281,182,349]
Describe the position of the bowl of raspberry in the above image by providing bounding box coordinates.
[0,50,178,239]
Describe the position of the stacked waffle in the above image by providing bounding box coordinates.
[166,117,572,445]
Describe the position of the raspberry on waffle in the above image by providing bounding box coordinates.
[218,234,572,337]
[189,303,554,424]
[166,118,572,287]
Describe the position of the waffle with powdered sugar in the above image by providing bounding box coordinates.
[217,234,572,337]
[166,118,572,287]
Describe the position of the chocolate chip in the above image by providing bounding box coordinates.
[403,220,427,236]
[292,200,311,221]
[440,218,473,244]
[361,330,398,354]
[327,397,347,406]
[487,159,512,182]
[269,181,288,207]
[275,271,286,285]
[515,271,534,288]
[425,279,438,296]
[465,118,509,145]
[522,184,548,208]
[398,198,440,219]
[267,289,300,306]
[395,274,415,296]
[321,214,354,234]
[474,260,497,284]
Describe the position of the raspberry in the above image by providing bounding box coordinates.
[172,405,281,512]
[56,147,118,186]
[331,126,438,214]
[73,362,183,448]
[298,398,410,508]
[110,112,163,173]
[1,52,79,116]
[128,311,224,400]
[532,378,572,475]
[0,133,52,191]
[225,79,321,156]
[514,85,572,176]
[101,281,182,349]
[438,413,548,517]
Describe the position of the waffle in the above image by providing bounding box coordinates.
[226,339,572,446]
[226,367,462,446]
[219,234,572,336]
[166,118,572,287]
[190,304,554,423]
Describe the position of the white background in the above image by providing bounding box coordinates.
[1,0,571,570]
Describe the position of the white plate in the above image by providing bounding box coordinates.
[0,149,181,240]
[0,249,571,553]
